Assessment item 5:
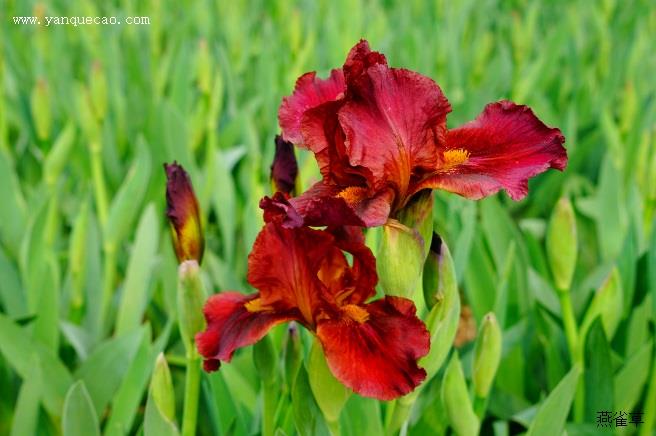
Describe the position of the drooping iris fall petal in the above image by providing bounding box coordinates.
[316,296,430,400]
[164,162,204,263]
[195,292,295,372]
[270,135,298,196]
[412,100,567,200]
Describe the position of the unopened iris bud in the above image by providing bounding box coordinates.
[546,197,577,292]
[377,220,425,299]
[423,233,453,308]
[44,123,76,188]
[377,190,434,299]
[472,313,502,398]
[283,322,302,392]
[196,39,212,95]
[165,163,206,354]
[31,78,51,141]
[396,189,434,256]
[270,135,298,196]
[442,353,479,436]
[580,267,623,341]
[420,234,460,380]
[164,162,204,264]
[144,353,179,435]
[90,61,108,121]
[151,353,176,423]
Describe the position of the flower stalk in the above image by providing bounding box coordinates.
[164,162,206,436]
[181,349,201,436]
[178,260,205,436]
[546,196,582,421]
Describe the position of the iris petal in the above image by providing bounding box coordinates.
[279,69,345,146]
[196,292,296,372]
[413,100,567,200]
[316,296,430,400]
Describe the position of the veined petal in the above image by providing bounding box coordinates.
[196,292,296,372]
[247,220,334,325]
[326,226,377,304]
[339,64,451,197]
[260,193,304,228]
[316,296,430,400]
[300,100,372,186]
[164,162,204,263]
[288,181,393,228]
[279,69,346,145]
[343,39,388,85]
[415,100,567,200]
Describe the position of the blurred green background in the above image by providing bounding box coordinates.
[1,0,655,434]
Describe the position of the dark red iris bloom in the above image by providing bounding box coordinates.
[195,196,430,400]
[275,39,567,227]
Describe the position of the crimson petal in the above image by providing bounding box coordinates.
[279,69,346,146]
[416,100,567,200]
[195,292,295,372]
[247,220,335,325]
[326,226,378,304]
[316,296,430,401]
[288,181,393,228]
[338,65,451,197]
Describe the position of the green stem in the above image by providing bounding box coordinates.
[98,243,116,336]
[262,381,276,436]
[558,289,584,422]
[385,399,413,436]
[181,350,201,436]
[90,142,108,226]
[558,291,579,360]
[326,417,340,436]
[640,352,656,436]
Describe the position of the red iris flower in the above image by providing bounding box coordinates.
[275,39,567,227]
[195,196,430,400]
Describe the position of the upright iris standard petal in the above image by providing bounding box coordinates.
[316,296,430,400]
[412,101,567,200]
[195,202,430,400]
[275,40,567,228]
[164,162,204,263]
[339,52,452,196]
[279,69,345,145]
[270,135,299,196]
